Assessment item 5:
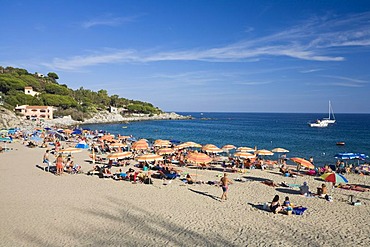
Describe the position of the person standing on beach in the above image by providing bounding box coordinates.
[220,173,233,201]
[55,154,64,175]
[43,149,51,172]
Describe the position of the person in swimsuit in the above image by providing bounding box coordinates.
[270,195,283,214]
[220,173,233,201]
[55,154,64,175]
[43,149,51,172]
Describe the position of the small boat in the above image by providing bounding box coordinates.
[308,119,329,128]
[122,126,128,129]
[336,142,345,146]
[309,101,336,127]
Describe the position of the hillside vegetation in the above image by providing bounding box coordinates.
[0,66,162,121]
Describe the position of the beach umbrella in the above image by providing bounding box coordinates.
[237,147,255,153]
[255,149,274,156]
[131,141,149,150]
[290,157,314,169]
[222,144,236,150]
[202,146,224,154]
[320,172,348,185]
[118,135,131,140]
[186,152,213,181]
[334,153,368,160]
[153,139,172,147]
[107,152,132,160]
[187,152,213,164]
[30,135,43,143]
[202,144,218,149]
[183,142,202,148]
[157,148,175,155]
[234,152,255,159]
[271,148,289,153]
[175,143,189,150]
[136,153,163,162]
[110,143,128,148]
[59,147,82,154]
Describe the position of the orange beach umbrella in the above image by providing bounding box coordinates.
[290,157,314,169]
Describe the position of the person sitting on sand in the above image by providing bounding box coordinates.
[270,195,283,214]
[283,196,291,207]
[64,157,74,173]
[102,167,112,178]
[186,174,194,184]
[318,183,328,198]
[87,165,101,176]
[299,182,310,195]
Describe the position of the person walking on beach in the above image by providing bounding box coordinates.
[220,173,233,201]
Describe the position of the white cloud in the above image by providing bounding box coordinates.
[46,11,370,70]
[81,15,139,29]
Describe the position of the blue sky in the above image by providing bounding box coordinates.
[1,0,370,113]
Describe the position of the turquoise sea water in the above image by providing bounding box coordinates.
[83,112,370,166]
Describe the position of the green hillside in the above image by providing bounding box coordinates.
[0,66,162,120]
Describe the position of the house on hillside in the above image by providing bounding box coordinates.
[24,87,40,97]
[15,105,53,120]
[109,106,118,113]
[35,72,44,78]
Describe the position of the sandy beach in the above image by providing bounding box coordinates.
[1,141,369,246]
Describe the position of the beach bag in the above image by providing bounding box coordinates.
[144,177,153,184]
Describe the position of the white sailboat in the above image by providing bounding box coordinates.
[321,100,336,124]
[309,101,336,128]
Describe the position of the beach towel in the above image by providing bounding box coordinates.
[292,207,307,215]
[287,184,301,188]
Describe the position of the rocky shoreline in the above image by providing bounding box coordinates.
[48,111,193,127]
[0,108,192,130]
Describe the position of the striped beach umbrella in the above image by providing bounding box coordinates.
[107,152,132,160]
[320,172,348,185]
[136,153,163,162]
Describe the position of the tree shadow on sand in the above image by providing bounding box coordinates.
[17,195,233,246]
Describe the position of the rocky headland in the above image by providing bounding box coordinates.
[0,107,192,130]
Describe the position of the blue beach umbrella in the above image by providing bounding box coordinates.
[30,135,43,143]
[334,153,367,160]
